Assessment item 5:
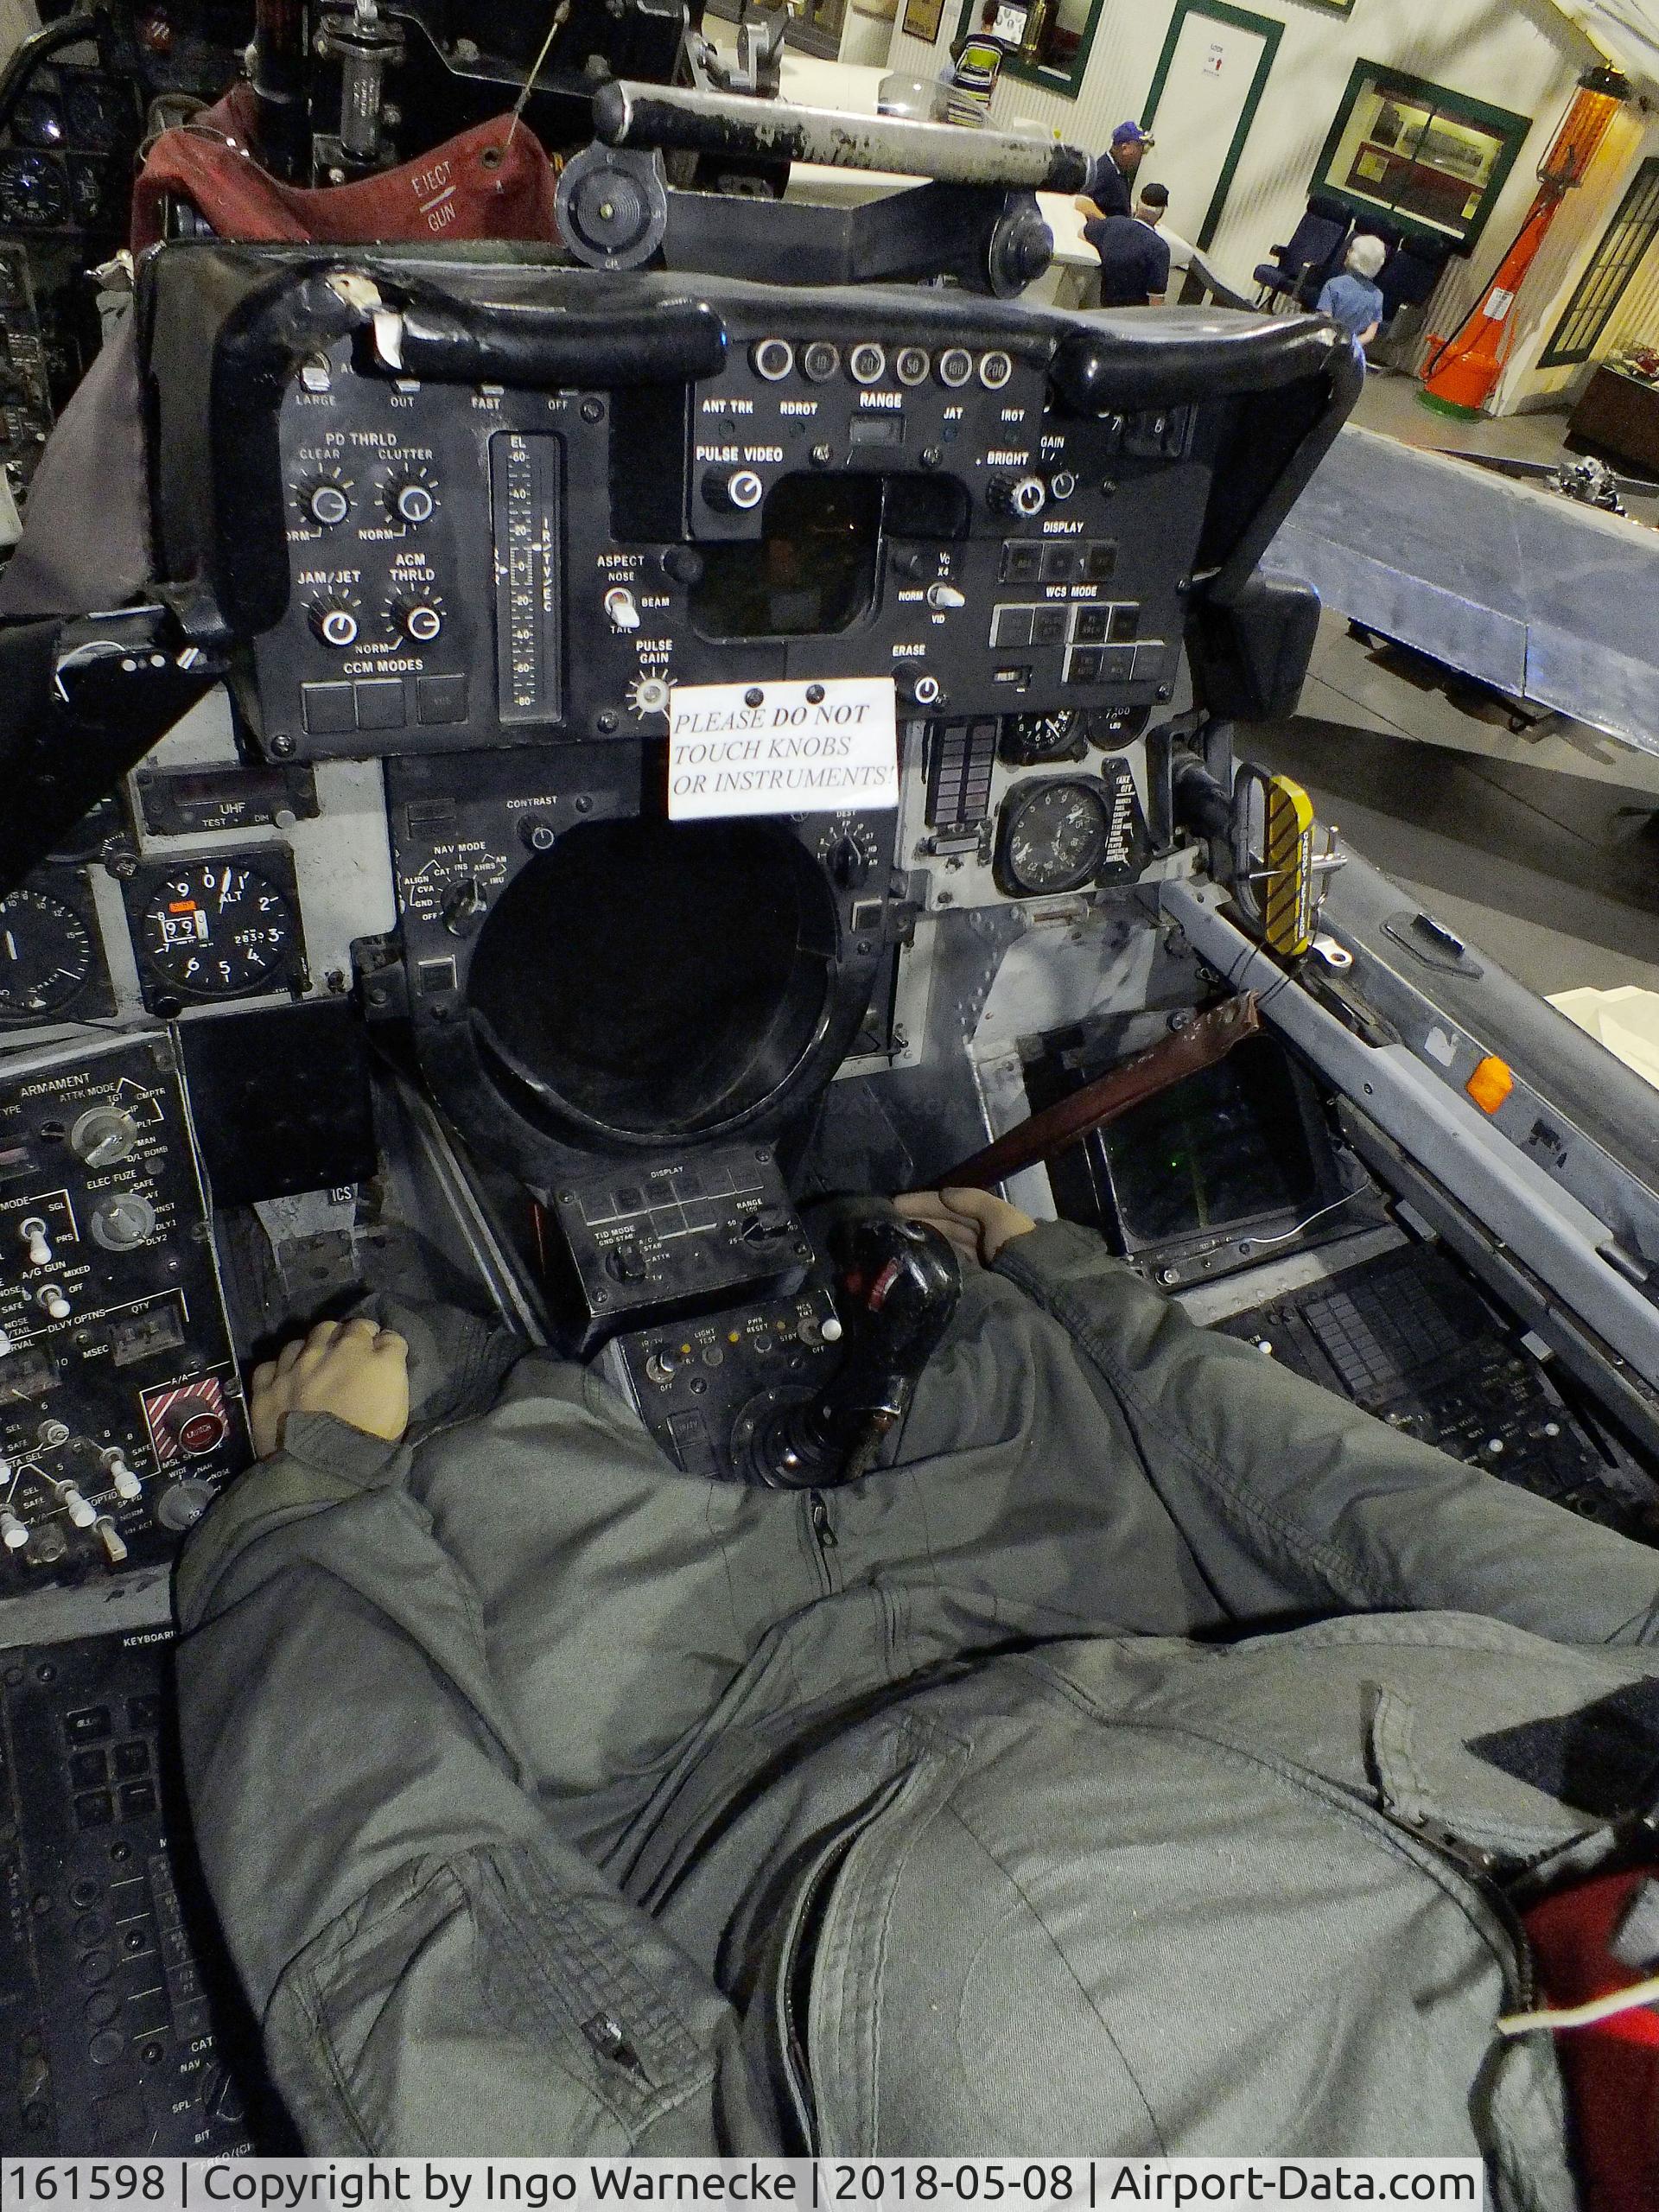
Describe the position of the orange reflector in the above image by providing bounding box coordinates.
[1466,1056,1514,1115]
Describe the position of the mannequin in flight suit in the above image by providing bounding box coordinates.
[176,1186,1659,2192]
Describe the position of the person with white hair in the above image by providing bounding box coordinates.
[1318,230,1389,346]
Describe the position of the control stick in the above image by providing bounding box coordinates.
[741,1204,960,1490]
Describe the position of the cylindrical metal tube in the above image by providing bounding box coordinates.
[593,80,1091,194]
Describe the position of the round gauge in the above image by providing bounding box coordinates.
[63,79,119,153]
[138,861,297,998]
[0,151,67,226]
[0,888,93,1017]
[1001,709,1089,765]
[996,779,1111,896]
[11,94,64,150]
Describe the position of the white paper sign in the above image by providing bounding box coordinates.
[667,675,899,821]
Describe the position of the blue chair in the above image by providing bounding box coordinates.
[1253,196,1350,311]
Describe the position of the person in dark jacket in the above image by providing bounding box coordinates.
[1084,181,1172,306]
[1077,118,1154,222]
[176,1185,1659,2180]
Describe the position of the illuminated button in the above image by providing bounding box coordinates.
[162,1406,226,1458]
[751,338,793,381]
[978,350,1014,390]
[937,347,973,389]
[848,342,887,386]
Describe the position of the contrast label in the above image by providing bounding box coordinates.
[667,676,899,821]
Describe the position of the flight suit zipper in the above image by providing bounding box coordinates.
[806,1487,840,1592]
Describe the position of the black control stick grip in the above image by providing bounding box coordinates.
[746,1203,961,1490]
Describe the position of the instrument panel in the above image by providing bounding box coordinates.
[221,271,1211,760]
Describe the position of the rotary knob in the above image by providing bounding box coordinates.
[391,596,443,644]
[702,467,765,513]
[441,877,489,937]
[308,595,360,649]
[69,1106,137,1167]
[828,835,872,891]
[987,474,1047,519]
[90,1192,158,1252]
[386,476,435,527]
[303,478,351,528]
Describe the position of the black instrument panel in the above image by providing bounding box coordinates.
[236,275,1212,760]
[0,68,137,238]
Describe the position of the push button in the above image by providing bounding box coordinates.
[300,681,355,735]
[354,679,405,731]
[1032,608,1068,647]
[416,675,468,724]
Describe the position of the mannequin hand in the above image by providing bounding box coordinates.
[249,1318,410,1459]
[894,1187,1036,1268]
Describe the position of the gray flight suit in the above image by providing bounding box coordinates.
[175,1224,1659,2193]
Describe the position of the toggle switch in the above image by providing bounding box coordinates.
[925,583,966,612]
[604,587,642,633]
[19,1216,50,1266]
[102,1449,143,1502]
[36,1284,69,1319]
[94,1518,127,1565]
[59,1483,96,1529]
[0,1508,26,1551]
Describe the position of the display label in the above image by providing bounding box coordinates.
[668,676,899,821]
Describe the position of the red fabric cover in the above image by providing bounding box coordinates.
[1524,1871,1659,2212]
[130,83,558,251]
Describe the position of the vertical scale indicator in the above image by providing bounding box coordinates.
[490,431,563,725]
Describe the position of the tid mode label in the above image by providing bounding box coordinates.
[667,676,899,821]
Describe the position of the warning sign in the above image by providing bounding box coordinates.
[667,675,900,820]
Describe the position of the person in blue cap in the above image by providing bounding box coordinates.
[1078,118,1154,221]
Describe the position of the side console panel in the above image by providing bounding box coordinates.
[0,1036,245,1588]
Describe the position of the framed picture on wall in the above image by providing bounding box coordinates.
[904,0,947,38]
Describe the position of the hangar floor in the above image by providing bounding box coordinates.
[1239,373,1659,1005]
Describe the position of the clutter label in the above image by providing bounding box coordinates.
[668,677,899,821]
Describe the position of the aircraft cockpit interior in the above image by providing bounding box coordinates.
[0,0,1656,2165]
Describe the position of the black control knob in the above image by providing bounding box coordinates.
[386,477,435,526]
[702,467,765,513]
[894,661,942,710]
[308,596,359,649]
[392,597,443,644]
[829,835,871,890]
[304,479,351,528]
[441,877,489,937]
[987,474,1047,519]
[661,544,706,588]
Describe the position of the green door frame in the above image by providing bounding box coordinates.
[1142,0,1284,251]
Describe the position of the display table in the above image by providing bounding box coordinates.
[1567,363,1659,478]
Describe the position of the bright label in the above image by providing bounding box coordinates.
[667,676,900,821]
